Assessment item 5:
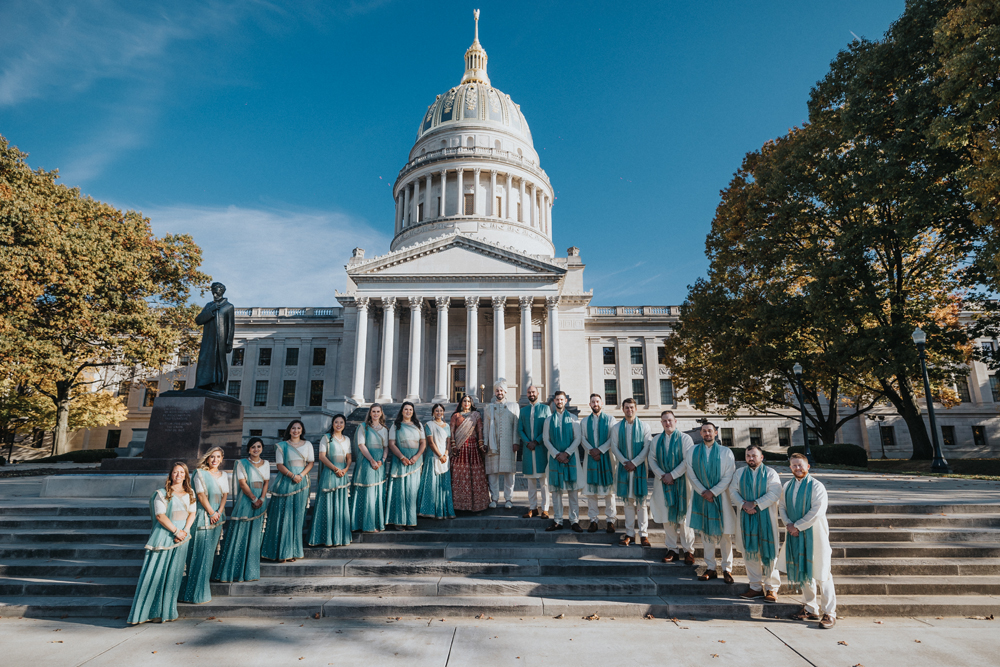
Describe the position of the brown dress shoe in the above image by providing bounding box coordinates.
[722,571,735,584]
[606,521,616,534]
[640,537,651,547]
[571,522,583,533]
[792,606,820,621]
[619,535,632,546]
[522,509,537,518]
[819,614,836,629]
[538,511,550,519]
[587,522,599,533]
[661,550,678,563]
[697,570,718,581]
[683,552,695,565]
[739,588,765,599]
[763,591,777,603]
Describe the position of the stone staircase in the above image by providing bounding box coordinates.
[0,498,998,620]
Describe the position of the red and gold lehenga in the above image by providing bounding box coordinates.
[449,410,489,511]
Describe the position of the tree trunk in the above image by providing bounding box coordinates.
[53,382,72,456]
[899,401,933,460]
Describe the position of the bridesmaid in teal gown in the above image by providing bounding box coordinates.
[351,404,389,532]
[386,401,426,530]
[179,447,228,604]
[418,403,455,519]
[262,419,315,562]
[127,462,197,624]
[308,414,353,547]
[213,438,269,582]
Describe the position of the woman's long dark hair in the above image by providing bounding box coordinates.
[393,401,422,432]
[430,403,446,421]
[283,419,306,441]
[328,414,347,434]
[452,393,476,421]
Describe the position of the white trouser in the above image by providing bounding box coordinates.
[622,498,648,537]
[700,533,733,572]
[586,492,616,523]
[663,520,695,553]
[745,558,781,592]
[802,575,837,618]
[488,473,515,502]
[525,477,550,511]
[550,487,579,523]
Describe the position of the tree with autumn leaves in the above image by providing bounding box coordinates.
[0,135,209,455]
[665,0,995,460]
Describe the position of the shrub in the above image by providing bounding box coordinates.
[730,447,787,463]
[31,448,120,464]
[787,443,868,468]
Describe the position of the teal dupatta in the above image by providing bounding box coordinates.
[615,419,648,498]
[547,410,578,490]
[689,444,723,536]
[585,412,615,489]
[783,475,815,585]
[654,430,687,523]
[738,466,776,568]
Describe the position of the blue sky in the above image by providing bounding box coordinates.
[0,0,905,307]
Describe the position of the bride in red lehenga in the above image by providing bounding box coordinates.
[449,395,489,512]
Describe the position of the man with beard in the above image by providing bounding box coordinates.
[517,385,551,519]
[483,378,520,509]
[686,422,737,584]
[580,393,617,534]
[730,443,781,602]
[542,391,583,532]
[648,410,695,564]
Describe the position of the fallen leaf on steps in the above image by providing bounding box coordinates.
[313,613,320,619]
[838,641,849,646]
[583,613,600,621]
[554,614,565,619]
[644,614,655,620]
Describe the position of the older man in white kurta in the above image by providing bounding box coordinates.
[778,453,837,629]
[483,378,520,509]
[609,398,652,547]
[648,410,695,563]
[686,423,737,583]
[730,444,782,601]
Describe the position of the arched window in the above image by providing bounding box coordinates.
[440,140,447,149]
[466,136,475,148]
[494,139,501,151]
[517,147,523,157]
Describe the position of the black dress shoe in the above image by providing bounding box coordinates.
[571,522,583,533]
[587,522,599,533]
[545,521,564,532]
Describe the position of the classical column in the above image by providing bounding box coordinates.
[544,194,551,234]
[465,296,479,400]
[457,169,464,216]
[644,336,659,408]
[376,297,396,403]
[402,184,411,228]
[351,297,370,403]
[505,174,513,220]
[423,174,432,223]
[439,170,447,218]
[473,168,481,216]
[529,184,537,227]
[433,296,450,402]
[411,179,420,225]
[615,336,632,402]
[519,296,533,400]
[546,296,561,397]
[489,170,497,217]
[518,178,526,222]
[405,297,423,402]
[492,296,506,382]
[395,194,403,235]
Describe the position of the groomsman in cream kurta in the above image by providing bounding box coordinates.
[648,410,695,564]
[483,379,520,509]
[542,391,584,532]
[609,397,652,547]
[779,453,837,629]
[580,393,617,534]
[517,385,551,519]
[686,422,737,584]
[730,443,782,602]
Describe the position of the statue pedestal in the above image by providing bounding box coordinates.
[101,390,243,472]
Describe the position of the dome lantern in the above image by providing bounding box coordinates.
[460,9,490,86]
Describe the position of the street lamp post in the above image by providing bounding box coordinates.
[792,363,814,465]
[911,328,951,474]
[866,414,888,459]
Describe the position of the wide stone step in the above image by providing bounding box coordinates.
[0,576,137,597]
[827,514,1000,528]
[834,542,1000,559]
[0,517,150,530]
[0,529,149,544]
[0,559,145,578]
[830,527,1000,543]
[0,505,149,517]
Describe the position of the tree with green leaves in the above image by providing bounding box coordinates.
[0,134,209,455]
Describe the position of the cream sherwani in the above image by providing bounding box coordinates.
[580,411,617,524]
[483,398,520,503]
[685,442,737,572]
[778,475,836,617]
[648,430,695,553]
[609,419,652,538]
[542,411,583,523]
[730,464,782,593]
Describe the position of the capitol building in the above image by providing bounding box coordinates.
[77,14,1000,460]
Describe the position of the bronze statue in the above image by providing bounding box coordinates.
[194,282,235,393]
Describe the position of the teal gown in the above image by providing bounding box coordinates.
[308,433,353,547]
[418,421,455,519]
[261,440,313,561]
[179,469,228,603]
[351,425,388,532]
[386,423,424,527]
[212,459,269,582]
[127,489,195,624]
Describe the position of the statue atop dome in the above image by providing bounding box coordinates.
[461,9,490,86]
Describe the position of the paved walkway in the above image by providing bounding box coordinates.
[0,615,994,667]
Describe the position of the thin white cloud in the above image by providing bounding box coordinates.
[142,204,390,307]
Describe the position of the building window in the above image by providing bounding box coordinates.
[227,381,241,399]
[310,380,324,407]
[956,376,971,403]
[879,425,896,451]
[418,203,424,222]
[630,346,643,365]
[982,341,996,354]
[118,381,131,400]
[249,429,262,437]
[720,428,734,448]
[436,197,441,214]
[142,382,158,407]
[973,425,988,448]
[313,348,327,366]
[631,379,646,405]
[749,428,763,449]
[657,346,667,366]
[778,427,791,448]
[178,355,191,366]
[807,427,819,449]
[281,380,296,407]
[659,379,674,405]
[105,430,122,448]
[258,348,272,366]
[604,379,618,406]
[464,193,474,215]
[172,380,186,392]
[602,346,616,365]
[254,381,268,407]
[532,332,542,350]
[991,375,1000,402]
[285,348,299,366]
[231,348,245,366]
[941,425,956,447]
[277,429,285,438]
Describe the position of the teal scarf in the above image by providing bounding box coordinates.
[738,466,776,568]
[547,410,578,490]
[655,430,687,524]
[689,444,723,536]
[784,475,815,585]
[615,419,648,498]
[585,413,614,488]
